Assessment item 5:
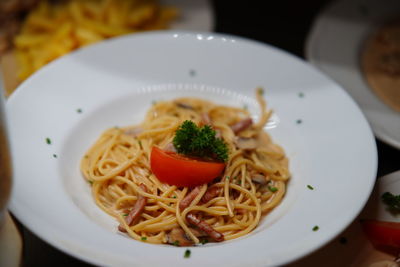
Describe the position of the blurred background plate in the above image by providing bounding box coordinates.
[306,0,400,149]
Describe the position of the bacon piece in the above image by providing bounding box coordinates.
[231,118,253,134]
[186,213,224,242]
[179,186,201,211]
[200,112,212,125]
[201,187,222,203]
[176,102,194,110]
[118,184,148,232]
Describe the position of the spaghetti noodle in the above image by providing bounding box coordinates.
[80,88,290,245]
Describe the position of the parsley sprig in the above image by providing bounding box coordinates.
[382,192,400,213]
[173,120,228,162]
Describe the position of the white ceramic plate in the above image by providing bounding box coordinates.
[7,31,377,267]
[306,0,400,149]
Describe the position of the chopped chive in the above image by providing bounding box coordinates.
[298,92,304,98]
[141,237,147,241]
[45,137,51,145]
[200,239,209,245]
[268,186,278,192]
[296,119,302,124]
[184,249,191,258]
[172,196,177,199]
[76,108,82,113]
[88,180,93,185]
[138,140,142,148]
[312,225,319,231]
[189,69,196,77]
[173,240,180,247]
[339,237,347,244]
[53,154,57,158]
[307,185,314,190]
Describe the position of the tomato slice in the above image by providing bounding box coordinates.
[150,146,225,187]
[361,219,400,255]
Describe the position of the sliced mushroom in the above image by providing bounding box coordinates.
[231,117,253,134]
[163,143,177,153]
[124,127,143,137]
[251,174,268,185]
[235,137,258,150]
[167,228,194,247]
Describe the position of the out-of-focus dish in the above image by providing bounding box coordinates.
[7,32,377,266]
[361,18,400,113]
[306,0,400,149]
[0,0,213,95]
[289,171,400,267]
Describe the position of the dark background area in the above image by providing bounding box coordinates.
[16,0,400,266]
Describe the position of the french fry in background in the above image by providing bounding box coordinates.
[13,0,178,83]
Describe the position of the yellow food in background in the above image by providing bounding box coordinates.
[13,0,178,81]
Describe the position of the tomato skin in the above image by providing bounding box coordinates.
[361,219,400,255]
[150,146,225,187]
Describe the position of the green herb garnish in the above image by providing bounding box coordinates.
[268,186,278,192]
[53,154,57,158]
[184,249,191,258]
[141,237,147,241]
[307,185,314,190]
[312,225,319,231]
[172,240,180,247]
[45,137,51,144]
[200,239,209,245]
[122,213,128,217]
[88,180,93,185]
[173,120,228,162]
[76,108,82,113]
[382,192,400,213]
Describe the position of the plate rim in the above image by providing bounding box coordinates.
[304,0,400,150]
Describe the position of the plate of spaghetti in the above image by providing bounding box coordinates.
[6,31,377,266]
